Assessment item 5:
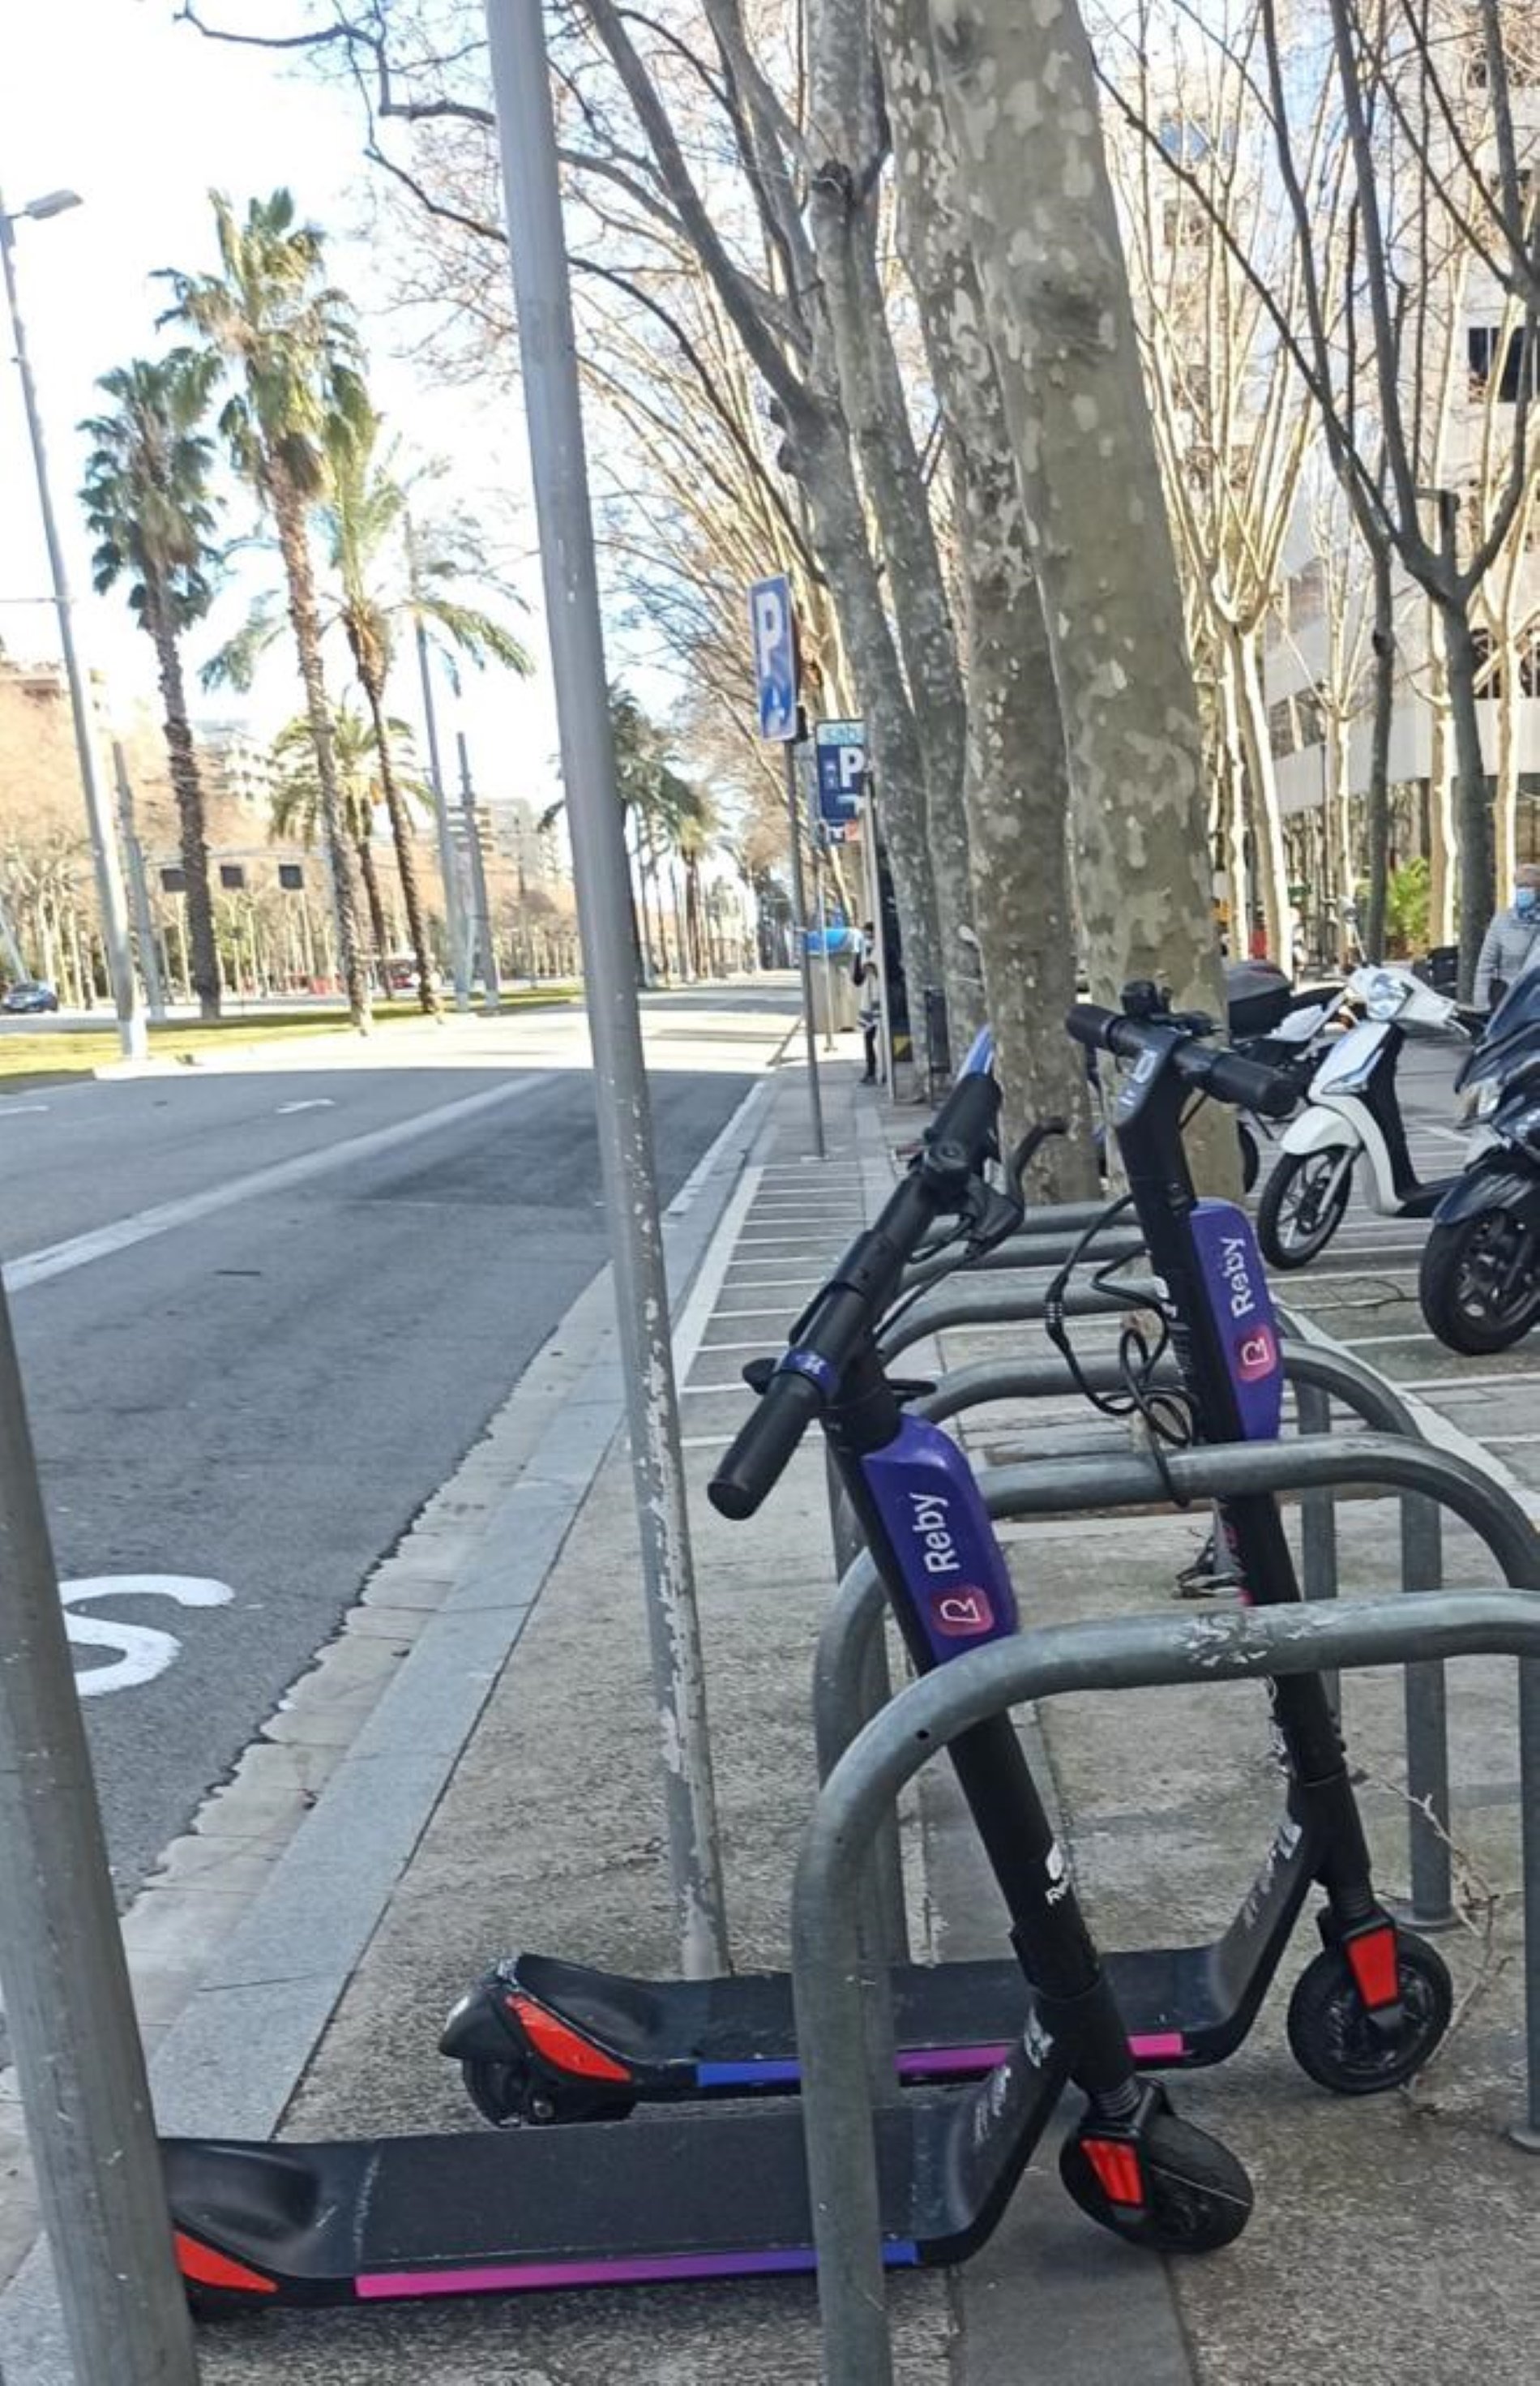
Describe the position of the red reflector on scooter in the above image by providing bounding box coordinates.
[174,2230,278,2296]
[507,1994,632,2081]
[1080,2137,1145,2208]
[1345,1925,1401,2011]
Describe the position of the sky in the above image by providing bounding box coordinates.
[0,0,563,811]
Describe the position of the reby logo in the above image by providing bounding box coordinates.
[930,1585,996,1638]
[1236,1323,1278,1382]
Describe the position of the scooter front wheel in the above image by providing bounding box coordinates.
[1256,1146,1354,1268]
[1285,1934,1452,2095]
[1059,2102,1253,2253]
[1419,1212,1540,1354]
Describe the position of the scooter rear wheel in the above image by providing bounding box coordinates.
[1256,1146,1354,1268]
[1059,2104,1253,2253]
[1285,1934,1452,2095]
[462,2056,635,2127]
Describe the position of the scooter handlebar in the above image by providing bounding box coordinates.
[1066,1002,1297,1119]
[707,1364,823,1521]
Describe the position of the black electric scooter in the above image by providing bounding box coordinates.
[444,999,1451,2131]
[165,1051,1252,2313]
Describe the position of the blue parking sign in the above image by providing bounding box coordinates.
[748,574,798,742]
[814,718,866,837]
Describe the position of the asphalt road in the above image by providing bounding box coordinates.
[0,985,798,1899]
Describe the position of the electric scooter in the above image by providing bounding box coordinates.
[165,1048,1255,2313]
[1420,969,1540,1352]
[443,997,1450,2134]
[1257,962,1470,1266]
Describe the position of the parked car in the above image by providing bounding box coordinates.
[2,980,60,1014]
[383,956,443,996]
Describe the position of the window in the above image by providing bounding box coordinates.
[1297,685,1327,749]
[1162,198,1209,248]
[1157,116,1211,164]
[1268,696,1295,760]
[1288,561,1325,629]
[1468,322,1540,401]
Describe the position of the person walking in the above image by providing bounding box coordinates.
[853,921,880,1085]
[1474,863,1540,1010]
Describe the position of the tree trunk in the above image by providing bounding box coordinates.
[1495,639,1518,899]
[789,401,942,1077]
[1440,593,1493,998]
[359,666,441,1016]
[875,0,1084,1154]
[1427,676,1456,949]
[1364,550,1395,962]
[1217,640,1251,953]
[146,593,220,1021]
[930,0,1230,1035]
[1236,630,1291,967]
[1326,713,1357,965]
[357,835,390,976]
[807,0,976,1047]
[267,465,371,1030]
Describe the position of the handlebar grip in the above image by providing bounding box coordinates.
[708,1366,825,1521]
[926,1065,1002,1170]
[1193,1046,1298,1118]
[1065,1003,1119,1056]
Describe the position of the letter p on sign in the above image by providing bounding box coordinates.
[748,573,798,741]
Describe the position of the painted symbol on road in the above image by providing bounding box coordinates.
[62,1574,234,1697]
[276,1099,336,1115]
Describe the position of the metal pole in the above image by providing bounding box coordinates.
[481,0,729,1973]
[409,521,471,1013]
[113,743,165,1022]
[813,836,836,1053]
[784,741,827,1158]
[1,199,143,1060]
[455,730,500,1016]
[861,775,893,1091]
[0,1280,201,2381]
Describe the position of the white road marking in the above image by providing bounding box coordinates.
[276,1099,336,1115]
[62,1574,234,1696]
[0,1103,49,1116]
[4,1073,554,1294]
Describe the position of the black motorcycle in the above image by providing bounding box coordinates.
[1419,972,1540,1353]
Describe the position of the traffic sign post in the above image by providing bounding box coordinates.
[748,575,825,1159]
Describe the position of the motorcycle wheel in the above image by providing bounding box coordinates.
[1418,1211,1540,1354]
[1256,1146,1354,1268]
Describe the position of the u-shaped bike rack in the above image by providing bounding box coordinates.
[792,1591,1540,2386]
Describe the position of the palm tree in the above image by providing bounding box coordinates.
[321,410,533,1017]
[270,703,427,979]
[79,351,224,1018]
[161,190,373,1030]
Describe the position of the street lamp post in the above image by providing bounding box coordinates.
[0,186,143,1057]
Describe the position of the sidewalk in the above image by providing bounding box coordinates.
[11,1043,1540,2382]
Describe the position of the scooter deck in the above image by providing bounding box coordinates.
[460,1823,1313,2105]
[166,2037,1063,2308]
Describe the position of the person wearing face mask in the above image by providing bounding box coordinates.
[1474,862,1540,1010]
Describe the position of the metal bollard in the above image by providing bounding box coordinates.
[792,1592,1540,2386]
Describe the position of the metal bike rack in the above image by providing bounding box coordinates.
[900,1222,1144,1294]
[879,1274,1165,1360]
[815,1429,1539,1960]
[792,1591,1540,2386]
[824,1335,1461,1925]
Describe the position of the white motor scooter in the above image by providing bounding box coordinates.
[1256,963,1470,1268]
